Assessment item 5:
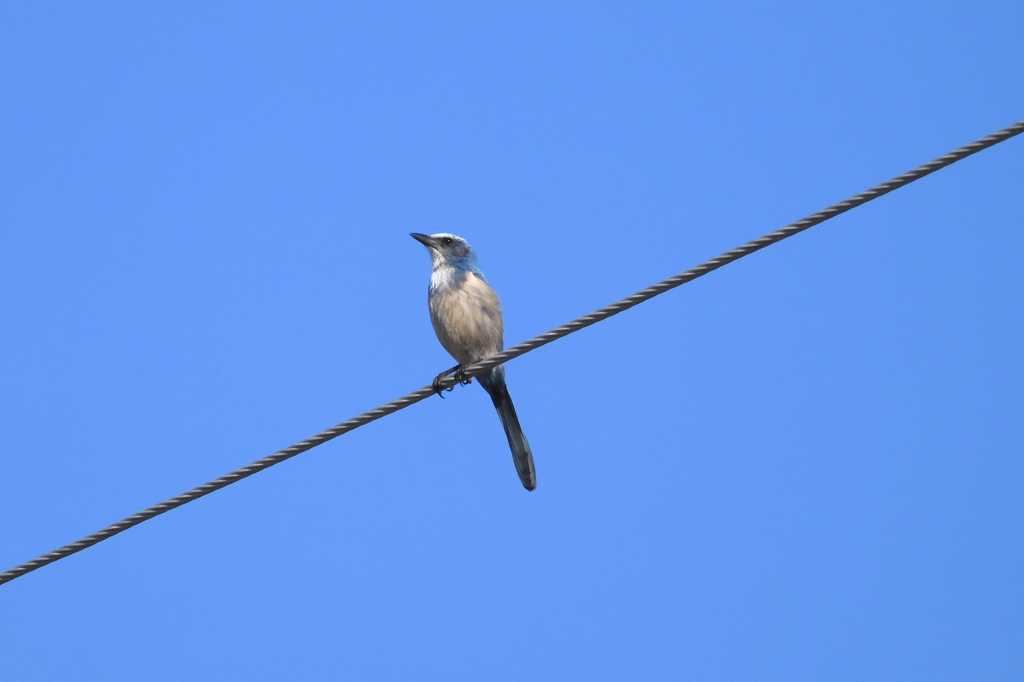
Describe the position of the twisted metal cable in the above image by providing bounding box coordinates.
[2,119,1021,587]
[460,120,1024,379]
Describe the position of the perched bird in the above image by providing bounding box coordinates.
[410,232,537,491]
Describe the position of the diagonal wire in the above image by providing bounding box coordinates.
[2,119,1022,587]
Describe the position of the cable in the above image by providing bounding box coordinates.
[2,119,1021,587]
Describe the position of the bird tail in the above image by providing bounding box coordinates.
[479,370,537,491]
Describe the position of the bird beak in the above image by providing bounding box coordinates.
[410,233,435,249]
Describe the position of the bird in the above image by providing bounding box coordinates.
[410,232,537,491]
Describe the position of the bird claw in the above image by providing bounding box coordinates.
[433,365,459,397]
[432,377,455,398]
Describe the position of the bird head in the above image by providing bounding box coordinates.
[410,233,479,270]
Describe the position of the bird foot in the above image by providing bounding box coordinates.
[432,365,473,397]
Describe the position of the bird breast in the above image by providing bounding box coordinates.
[429,270,504,365]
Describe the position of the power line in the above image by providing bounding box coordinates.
[2,119,1022,587]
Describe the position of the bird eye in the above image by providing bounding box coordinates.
[442,237,454,246]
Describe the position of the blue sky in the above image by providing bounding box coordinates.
[2,2,1022,679]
